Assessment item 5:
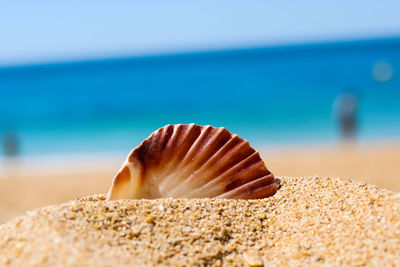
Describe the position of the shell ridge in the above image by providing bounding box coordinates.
[165,127,234,195]
[162,124,197,171]
[163,126,218,190]
[134,124,175,188]
[183,126,225,163]
[150,125,173,168]
[157,124,203,192]
[200,137,252,178]
[177,125,213,168]
[181,151,268,197]
[216,174,276,199]
[192,135,246,177]
[181,127,230,172]
[160,125,182,173]
[167,137,250,196]
[127,124,172,165]
[172,123,201,162]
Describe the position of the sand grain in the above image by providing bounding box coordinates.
[1,176,399,266]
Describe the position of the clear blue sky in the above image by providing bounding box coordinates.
[1,0,399,66]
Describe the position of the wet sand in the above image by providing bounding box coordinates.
[1,176,399,266]
[0,142,399,224]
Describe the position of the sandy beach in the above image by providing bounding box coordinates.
[1,2,399,265]
[1,176,399,266]
[0,141,399,224]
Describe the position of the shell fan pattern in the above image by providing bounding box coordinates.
[107,124,279,200]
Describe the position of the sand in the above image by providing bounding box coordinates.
[1,176,399,266]
[266,142,400,192]
[1,142,399,224]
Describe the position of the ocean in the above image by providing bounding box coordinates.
[0,37,399,157]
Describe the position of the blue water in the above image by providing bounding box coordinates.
[0,37,399,156]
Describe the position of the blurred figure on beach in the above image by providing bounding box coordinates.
[333,92,359,142]
[1,130,20,175]
[2,130,19,158]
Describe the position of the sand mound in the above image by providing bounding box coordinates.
[1,176,399,266]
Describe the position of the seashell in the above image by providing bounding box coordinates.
[107,124,279,200]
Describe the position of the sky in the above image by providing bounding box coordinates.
[0,0,400,66]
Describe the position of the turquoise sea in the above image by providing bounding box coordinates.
[0,37,399,156]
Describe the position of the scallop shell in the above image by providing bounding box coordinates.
[107,124,278,200]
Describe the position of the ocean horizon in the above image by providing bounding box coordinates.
[0,37,399,157]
